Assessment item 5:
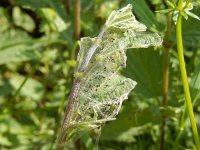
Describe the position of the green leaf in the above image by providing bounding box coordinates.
[95,1,119,19]
[9,74,44,101]
[17,0,68,23]
[166,0,176,8]
[40,7,70,32]
[76,5,162,126]
[171,7,200,49]
[0,134,12,146]
[17,0,48,8]
[60,4,162,140]
[0,7,10,32]
[190,63,200,104]
[156,9,174,14]
[75,37,97,73]
[0,49,41,64]
[184,2,193,11]
[12,6,35,32]
[100,102,161,142]
[181,8,200,47]
[0,30,61,64]
[159,106,180,118]
[100,101,179,142]
[0,30,42,64]
[17,0,71,44]
[181,11,189,20]
[125,0,164,32]
[185,10,200,21]
[106,4,146,30]
[79,131,94,150]
[0,30,30,50]
[124,48,163,98]
[0,80,14,96]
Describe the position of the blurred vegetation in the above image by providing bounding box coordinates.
[0,0,200,150]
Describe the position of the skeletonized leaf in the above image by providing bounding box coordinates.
[75,37,96,73]
[106,4,146,31]
[61,4,162,141]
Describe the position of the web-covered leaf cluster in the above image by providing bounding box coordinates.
[67,4,162,132]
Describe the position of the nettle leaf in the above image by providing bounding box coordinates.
[106,4,146,31]
[63,4,162,139]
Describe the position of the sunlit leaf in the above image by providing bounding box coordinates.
[166,0,176,8]
[12,6,35,32]
[74,4,162,127]
[181,11,188,20]
[156,9,174,14]
[185,10,200,21]
[0,30,41,64]
[59,4,162,142]
[125,0,164,32]
[9,74,44,101]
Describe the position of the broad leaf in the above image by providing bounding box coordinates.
[9,74,44,101]
[0,30,41,64]
[125,0,164,32]
[0,30,60,64]
[100,102,179,142]
[124,48,163,98]
[17,0,68,20]
[100,101,160,142]
[106,4,146,31]
[190,62,200,104]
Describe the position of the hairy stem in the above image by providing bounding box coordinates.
[57,79,81,150]
[160,11,172,150]
[176,2,200,148]
[57,23,107,150]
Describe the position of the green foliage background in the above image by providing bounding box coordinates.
[0,0,200,149]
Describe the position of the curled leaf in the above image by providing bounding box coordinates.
[59,4,162,142]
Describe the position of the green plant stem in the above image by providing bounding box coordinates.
[75,0,81,40]
[65,0,70,14]
[173,102,187,150]
[178,0,184,9]
[160,11,172,150]
[176,12,200,150]
[57,23,107,150]
[11,76,29,100]
[57,79,81,150]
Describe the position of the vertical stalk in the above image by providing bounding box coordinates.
[75,0,81,40]
[57,22,107,150]
[65,0,70,14]
[57,79,81,150]
[160,12,172,150]
[173,102,187,150]
[176,6,200,149]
